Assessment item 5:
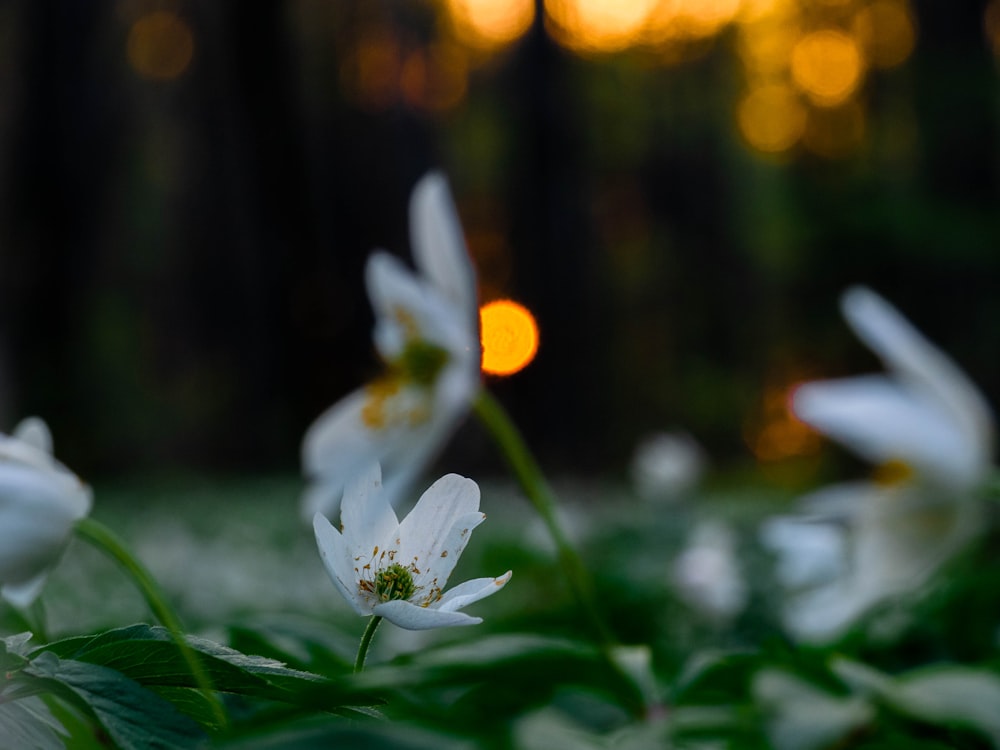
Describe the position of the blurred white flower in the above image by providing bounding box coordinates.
[313,463,511,630]
[671,520,747,621]
[759,513,846,590]
[302,173,480,519]
[772,286,994,642]
[630,431,706,502]
[0,418,92,607]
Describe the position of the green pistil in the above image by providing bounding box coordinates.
[398,339,449,387]
[375,563,417,603]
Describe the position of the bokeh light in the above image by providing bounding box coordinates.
[738,83,807,153]
[127,11,194,81]
[746,382,822,463]
[790,29,864,106]
[644,0,742,43]
[853,0,916,69]
[985,0,1000,58]
[738,17,801,76]
[480,300,540,376]
[447,0,535,51]
[545,0,659,54]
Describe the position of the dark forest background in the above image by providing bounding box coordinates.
[0,0,997,484]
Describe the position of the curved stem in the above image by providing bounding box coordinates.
[75,517,227,730]
[473,389,614,646]
[354,615,383,673]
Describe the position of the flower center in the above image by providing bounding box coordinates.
[395,338,449,387]
[873,458,914,487]
[374,563,417,603]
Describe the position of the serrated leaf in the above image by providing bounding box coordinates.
[0,695,67,750]
[32,624,333,707]
[24,652,207,750]
[0,632,32,671]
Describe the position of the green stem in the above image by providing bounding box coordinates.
[473,389,614,646]
[75,517,227,730]
[355,615,383,673]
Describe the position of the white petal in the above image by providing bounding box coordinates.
[12,418,52,455]
[365,251,431,359]
[396,475,483,588]
[759,516,846,590]
[842,287,993,470]
[0,465,88,585]
[301,387,442,519]
[339,464,397,556]
[373,599,482,630]
[434,572,512,613]
[313,512,369,616]
[409,173,477,320]
[782,579,876,643]
[793,376,978,486]
[2,573,49,608]
[366,251,469,361]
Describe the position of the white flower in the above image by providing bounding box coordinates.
[0,418,92,607]
[771,286,994,642]
[671,520,747,621]
[630,431,706,502]
[302,172,480,519]
[313,463,511,630]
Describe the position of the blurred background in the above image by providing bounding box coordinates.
[0,0,998,485]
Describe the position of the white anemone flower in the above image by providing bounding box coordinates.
[302,173,481,520]
[313,464,511,630]
[772,286,994,642]
[630,431,706,502]
[0,418,92,607]
[671,520,747,622]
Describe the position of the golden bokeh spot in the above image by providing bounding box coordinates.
[447,0,535,50]
[545,0,659,54]
[790,29,865,106]
[737,18,801,76]
[803,99,866,157]
[746,383,823,463]
[343,31,402,111]
[127,11,194,81]
[401,44,468,112]
[853,0,916,69]
[738,84,807,153]
[873,459,915,487]
[644,0,741,42]
[480,299,539,376]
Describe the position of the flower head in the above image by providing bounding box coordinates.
[630,431,706,502]
[302,173,480,519]
[0,418,92,606]
[313,464,511,630]
[671,520,747,622]
[766,287,994,642]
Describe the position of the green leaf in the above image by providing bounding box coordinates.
[0,632,33,672]
[33,624,333,707]
[363,633,602,685]
[672,649,760,705]
[23,652,207,750]
[214,714,475,750]
[0,695,67,750]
